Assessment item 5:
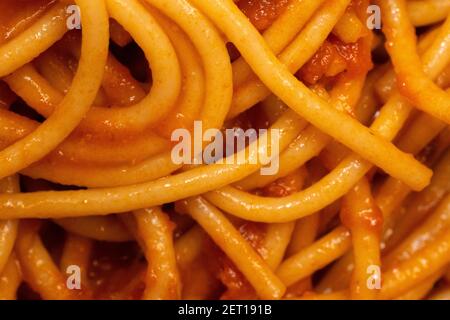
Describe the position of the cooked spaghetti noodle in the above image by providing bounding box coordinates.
[0,0,449,300]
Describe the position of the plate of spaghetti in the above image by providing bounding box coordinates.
[0,0,449,301]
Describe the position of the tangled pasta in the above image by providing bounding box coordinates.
[0,0,449,300]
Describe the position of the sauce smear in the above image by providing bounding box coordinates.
[238,0,289,31]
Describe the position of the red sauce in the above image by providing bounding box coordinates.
[341,204,383,236]
[299,35,373,85]
[220,222,267,299]
[299,0,373,85]
[239,222,267,251]
[0,0,56,44]
[340,185,383,236]
[202,221,267,299]
[219,258,258,300]
[237,0,290,31]
[261,172,304,197]
[219,172,306,299]
[88,241,146,299]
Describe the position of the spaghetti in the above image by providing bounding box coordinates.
[0,0,449,300]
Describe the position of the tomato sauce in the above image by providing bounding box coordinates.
[237,0,289,31]
[298,0,373,85]
[219,258,258,300]
[299,35,373,85]
[201,221,267,299]
[88,241,145,299]
[261,172,305,197]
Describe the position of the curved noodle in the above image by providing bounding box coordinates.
[0,0,448,301]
